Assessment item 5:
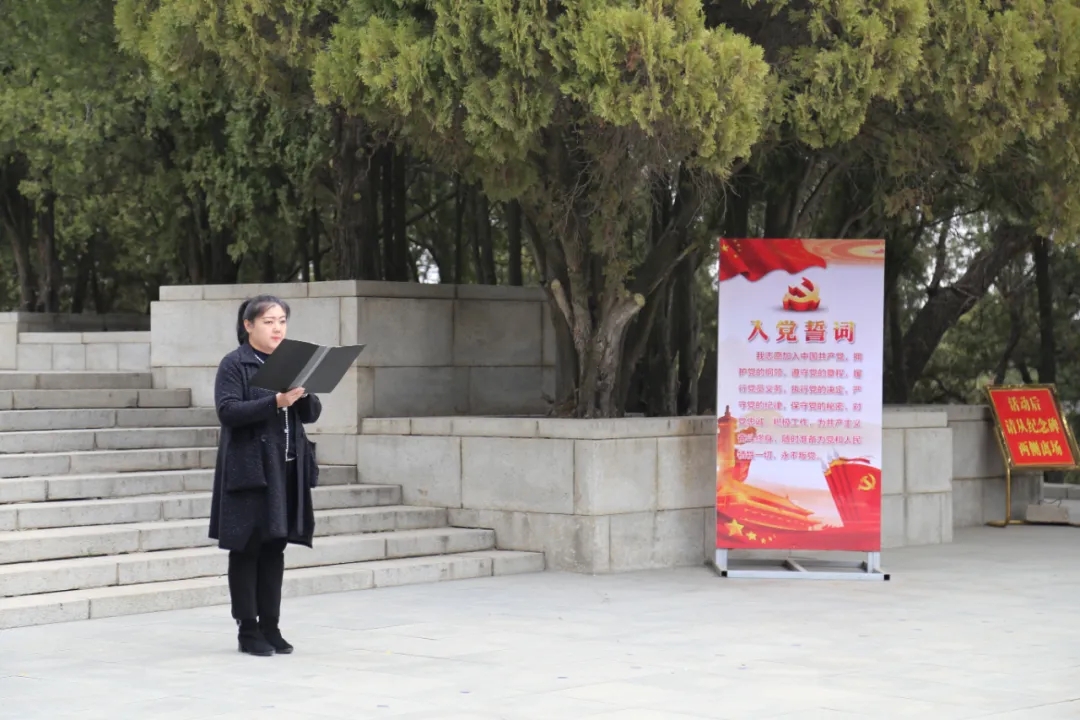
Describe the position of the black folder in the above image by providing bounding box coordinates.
[249,339,366,394]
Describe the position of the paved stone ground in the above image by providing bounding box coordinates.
[2,526,1079,720]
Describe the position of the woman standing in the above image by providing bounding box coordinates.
[209,295,323,656]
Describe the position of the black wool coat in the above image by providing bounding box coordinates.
[209,342,323,551]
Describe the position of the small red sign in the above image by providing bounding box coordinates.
[986,386,1077,469]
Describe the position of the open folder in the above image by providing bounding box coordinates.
[249,339,366,394]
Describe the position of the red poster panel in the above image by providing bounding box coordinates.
[985,385,1079,470]
[716,239,885,552]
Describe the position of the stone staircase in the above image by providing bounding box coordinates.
[0,370,543,629]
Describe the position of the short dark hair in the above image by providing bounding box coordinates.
[236,295,291,345]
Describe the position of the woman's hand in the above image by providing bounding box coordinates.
[276,387,306,408]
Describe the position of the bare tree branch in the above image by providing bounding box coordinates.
[901,223,1033,394]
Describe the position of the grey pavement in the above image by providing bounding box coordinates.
[1,526,1078,720]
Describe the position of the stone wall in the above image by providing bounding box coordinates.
[0,313,149,370]
[881,408,953,548]
[13,332,150,372]
[151,281,555,433]
[943,405,1041,526]
[356,417,715,573]
[353,410,963,573]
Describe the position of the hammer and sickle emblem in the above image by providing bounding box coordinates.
[858,474,876,491]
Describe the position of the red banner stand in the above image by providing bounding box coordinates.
[711,238,890,581]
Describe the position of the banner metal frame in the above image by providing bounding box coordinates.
[712,549,889,581]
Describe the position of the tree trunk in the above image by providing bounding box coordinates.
[885,293,908,403]
[474,190,496,284]
[632,171,707,416]
[90,263,106,314]
[207,227,239,284]
[699,346,718,415]
[762,150,804,238]
[1033,236,1056,384]
[361,153,380,280]
[1017,361,1034,384]
[900,223,1032,396]
[507,201,523,286]
[672,251,701,415]
[1032,235,1062,483]
[453,178,465,284]
[71,236,95,314]
[2,202,36,312]
[546,226,658,418]
[381,145,395,281]
[522,213,576,409]
[298,209,312,281]
[329,111,369,280]
[392,146,410,281]
[619,283,667,413]
[8,228,36,311]
[261,245,276,283]
[642,281,676,416]
[993,295,1024,384]
[525,132,702,417]
[468,186,483,284]
[724,171,752,239]
[1,156,38,311]
[640,174,677,415]
[36,192,60,313]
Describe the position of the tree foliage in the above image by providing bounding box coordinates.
[4,0,1080,419]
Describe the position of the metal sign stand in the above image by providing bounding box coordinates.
[983,384,1080,528]
[713,549,889,581]
[985,461,1024,528]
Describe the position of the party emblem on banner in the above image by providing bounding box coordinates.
[782,277,820,311]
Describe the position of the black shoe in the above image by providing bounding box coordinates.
[237,619,274,657]
[259,617,294,654]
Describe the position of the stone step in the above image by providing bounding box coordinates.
[0,388,191,411]
[0,465,358,504]
[0,506,451,564]
[0,483,401,530]
[0,407,218,433]
[0,447,214,479]
[0,372,153,391]
[0,550,544,629]
[0,527,498,597]
[0,427,219,455]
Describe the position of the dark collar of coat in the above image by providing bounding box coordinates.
[237,342,264,367]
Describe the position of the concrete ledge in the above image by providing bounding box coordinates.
[157,281,548,302]
[0,312,148,332]
[360,416,715,439]
[80,332,151,344]
[18,333,83,344]
[454,285,546,301]
[883,407,948,429]
[942,405,992,422]
[1044,483,1080,501]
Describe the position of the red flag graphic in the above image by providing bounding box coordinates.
[718,238,827,282]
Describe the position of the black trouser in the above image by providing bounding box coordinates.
[227,462,297,621]
[228,533,287,621]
